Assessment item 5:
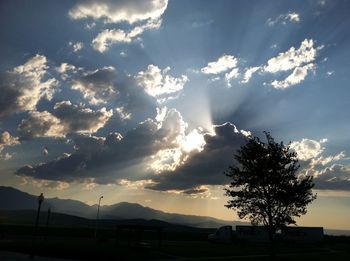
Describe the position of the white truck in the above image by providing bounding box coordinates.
[208,225,233,243]
[208,225,324,244]
[281,226,324,243]
[208,225,267,243]
[236,225,269,242]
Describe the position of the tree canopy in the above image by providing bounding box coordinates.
[225,132,316,256]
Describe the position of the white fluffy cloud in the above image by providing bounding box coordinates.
[291,138,346,170]
[241,66,261,83]
[92,19,161,52]
[150,107,206,173]
[69,0,168,52]
[149,108,189,173]
[18,103,112,139]
[69,0,168,24]
[10,55,57,110]
[271,63,315,89]
[267,12,300,26]
[291,138,350,190]
[136,65,188,103]
[198,39,320,87]
[0,55,57,117]
[69,41,83,52]
[201,55,238,74]
[92,29,132,52]
[225,68,239,86]
[264,39,316,73]
[264,39,321,88]
[290,138,326,161]
[57,63,78,81]
[201,55,241,87]
[0,131,20,160]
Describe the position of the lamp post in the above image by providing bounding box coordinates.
[30,193,44,258]
[94,196,103,239]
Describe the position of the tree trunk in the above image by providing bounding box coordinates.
[267,226,276,259]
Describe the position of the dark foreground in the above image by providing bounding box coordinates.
[0,224,349,260]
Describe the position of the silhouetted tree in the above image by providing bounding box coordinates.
[224,132,316,258]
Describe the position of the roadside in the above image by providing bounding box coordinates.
[0,250,81,261]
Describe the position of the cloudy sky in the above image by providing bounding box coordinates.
[1,0,350,230]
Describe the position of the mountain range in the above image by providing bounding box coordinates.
[0,186,244,228]
[1,186,350,236]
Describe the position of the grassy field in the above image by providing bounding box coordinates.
[0,224,349,260]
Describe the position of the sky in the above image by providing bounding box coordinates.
[1,0,350,230]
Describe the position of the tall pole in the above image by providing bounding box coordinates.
[94,196,103,239]
[30,193,44,259]
[45,207,51,240]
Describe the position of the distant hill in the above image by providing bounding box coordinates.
[0,186,244,228]
[100,201,243,228]
[0,209,198,232]
[0,209,93,227]
[0,186,49,210]
[325,229,350,236]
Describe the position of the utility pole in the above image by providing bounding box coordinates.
[94,196,103,239]
[45,207,51,240]
[30,193,44,259]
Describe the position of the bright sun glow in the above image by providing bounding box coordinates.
[181,129,206,153]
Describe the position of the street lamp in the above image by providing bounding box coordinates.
[30,193,44,258]
[94,196,103,239]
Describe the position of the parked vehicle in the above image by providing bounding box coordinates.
[281,226,324,244]
[208,225,233,243]
[236,225,269,242]
[208,225,324,244]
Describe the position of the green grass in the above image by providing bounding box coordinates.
[1,238,349,260]
[0,224,349,260]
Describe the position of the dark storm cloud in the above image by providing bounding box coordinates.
[52,101,113,133]
[17,102,112,139]
[147,123,248,192]
[113,74,157,121]
[182,187,208,195]
[298,161,350,191]
[313,164,350,191]
[71,66,118,105]
[147,126,350,193]
[17,110,65,139]
[315,180,350,191]
[63,64,157,127]
[0,82,20,118]
[15,109,186,183]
